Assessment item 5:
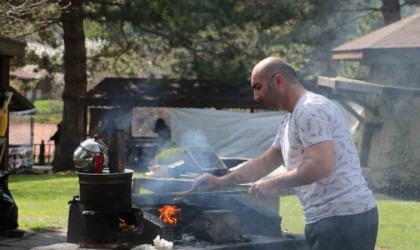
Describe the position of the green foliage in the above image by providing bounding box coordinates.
[3,0,398,89]
[336,61,370,80]
[154,146,185,165]
[34,100,63,113]
[79,0,353,83]
[0,1,61,38]
[10,78,38,92]
[355,10,384,36]
[3,0,420,86]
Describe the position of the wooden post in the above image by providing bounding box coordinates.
[0,55,10,171]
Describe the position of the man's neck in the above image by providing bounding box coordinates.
[287,85,306,112]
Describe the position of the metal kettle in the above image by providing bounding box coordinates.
[73,135,109,173]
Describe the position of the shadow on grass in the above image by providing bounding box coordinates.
[30,227,66,234]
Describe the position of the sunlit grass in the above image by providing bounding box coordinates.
[375,197,420,250]
[279,195,305,233]
[33,100,63,124]
[279,194,420,250]
[8,173,79,232]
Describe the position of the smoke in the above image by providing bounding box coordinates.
[178,129,210,148]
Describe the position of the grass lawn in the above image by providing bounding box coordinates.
[33,100,63,124]
[7,173,420,249]
[280,195,420,250]
[8,173,79,232]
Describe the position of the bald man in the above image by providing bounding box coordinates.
[192,57,378,250]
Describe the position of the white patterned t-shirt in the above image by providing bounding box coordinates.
[272,91,376,224]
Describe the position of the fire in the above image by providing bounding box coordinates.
[118,218,136,232]
[158,205,181,225]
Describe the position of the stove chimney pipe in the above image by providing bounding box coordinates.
[108,130,125,173]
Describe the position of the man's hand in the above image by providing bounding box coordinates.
[248,179,279,199]
[191,173,221,191]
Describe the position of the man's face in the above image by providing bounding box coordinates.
[251,72,285,111]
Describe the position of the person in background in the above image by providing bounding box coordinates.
[192,56,378,250]
[153,118,172,148]
[49,122,61,165]
[151,118,181,166]
[39,140,45,166]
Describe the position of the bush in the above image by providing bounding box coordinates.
[154,147,185,164]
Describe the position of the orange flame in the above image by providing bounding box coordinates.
[118,217,136,232]
[158,205,181,225]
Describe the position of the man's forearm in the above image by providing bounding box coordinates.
[219,153,281,187]
[272,155,334,189]
[218,161,259,187]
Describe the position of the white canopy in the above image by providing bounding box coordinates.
[170,101,360,159]
[171,108,285,159]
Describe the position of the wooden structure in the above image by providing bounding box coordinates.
[82,77,264,133]
[83,77,263,108]
[331,12,420,87]
[0,35,35,171]
[82,77,265,170]
[318,12,420,196]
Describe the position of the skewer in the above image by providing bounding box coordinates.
[172,189,249,197]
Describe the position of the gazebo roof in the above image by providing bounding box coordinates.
[7,86,36,115]
[0,35,36,114]
[0,35,26,57]
[83,77,264,110]
[332,12,420,61]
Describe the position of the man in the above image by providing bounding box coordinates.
[153,118,172,146]
[49,122,61,165]
[192,57,378,250]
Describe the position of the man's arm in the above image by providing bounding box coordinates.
[249,140,335,198]
[192,146,284,190]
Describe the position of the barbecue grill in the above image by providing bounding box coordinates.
[67,135,308,249]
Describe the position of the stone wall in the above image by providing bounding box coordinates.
[362,97,420,199]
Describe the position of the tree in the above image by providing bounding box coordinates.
[2,0,419,171]
[58,0,88,171]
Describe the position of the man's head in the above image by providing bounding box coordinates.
[251,56,302,112]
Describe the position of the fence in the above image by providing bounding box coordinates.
[8,143,55,170]
[32,142,55,165]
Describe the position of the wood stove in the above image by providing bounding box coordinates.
[68,169,144,249]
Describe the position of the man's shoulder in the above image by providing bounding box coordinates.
[303,92,332,105]
[293,94,342,126]
[300,93,339,113]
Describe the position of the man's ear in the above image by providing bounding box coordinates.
[274,73,286,89]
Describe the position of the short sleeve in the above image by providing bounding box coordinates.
[271,116,288,149]
[295,106,332,147]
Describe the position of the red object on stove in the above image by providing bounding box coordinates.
[94,154,104,173]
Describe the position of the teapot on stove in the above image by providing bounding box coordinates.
[73,135,108,173]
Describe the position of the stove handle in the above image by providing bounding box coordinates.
[82,211,96,216]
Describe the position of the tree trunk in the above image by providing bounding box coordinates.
[381,0,401,25]
[53,0,87,171]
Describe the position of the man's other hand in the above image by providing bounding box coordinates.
[192,173,220,191]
